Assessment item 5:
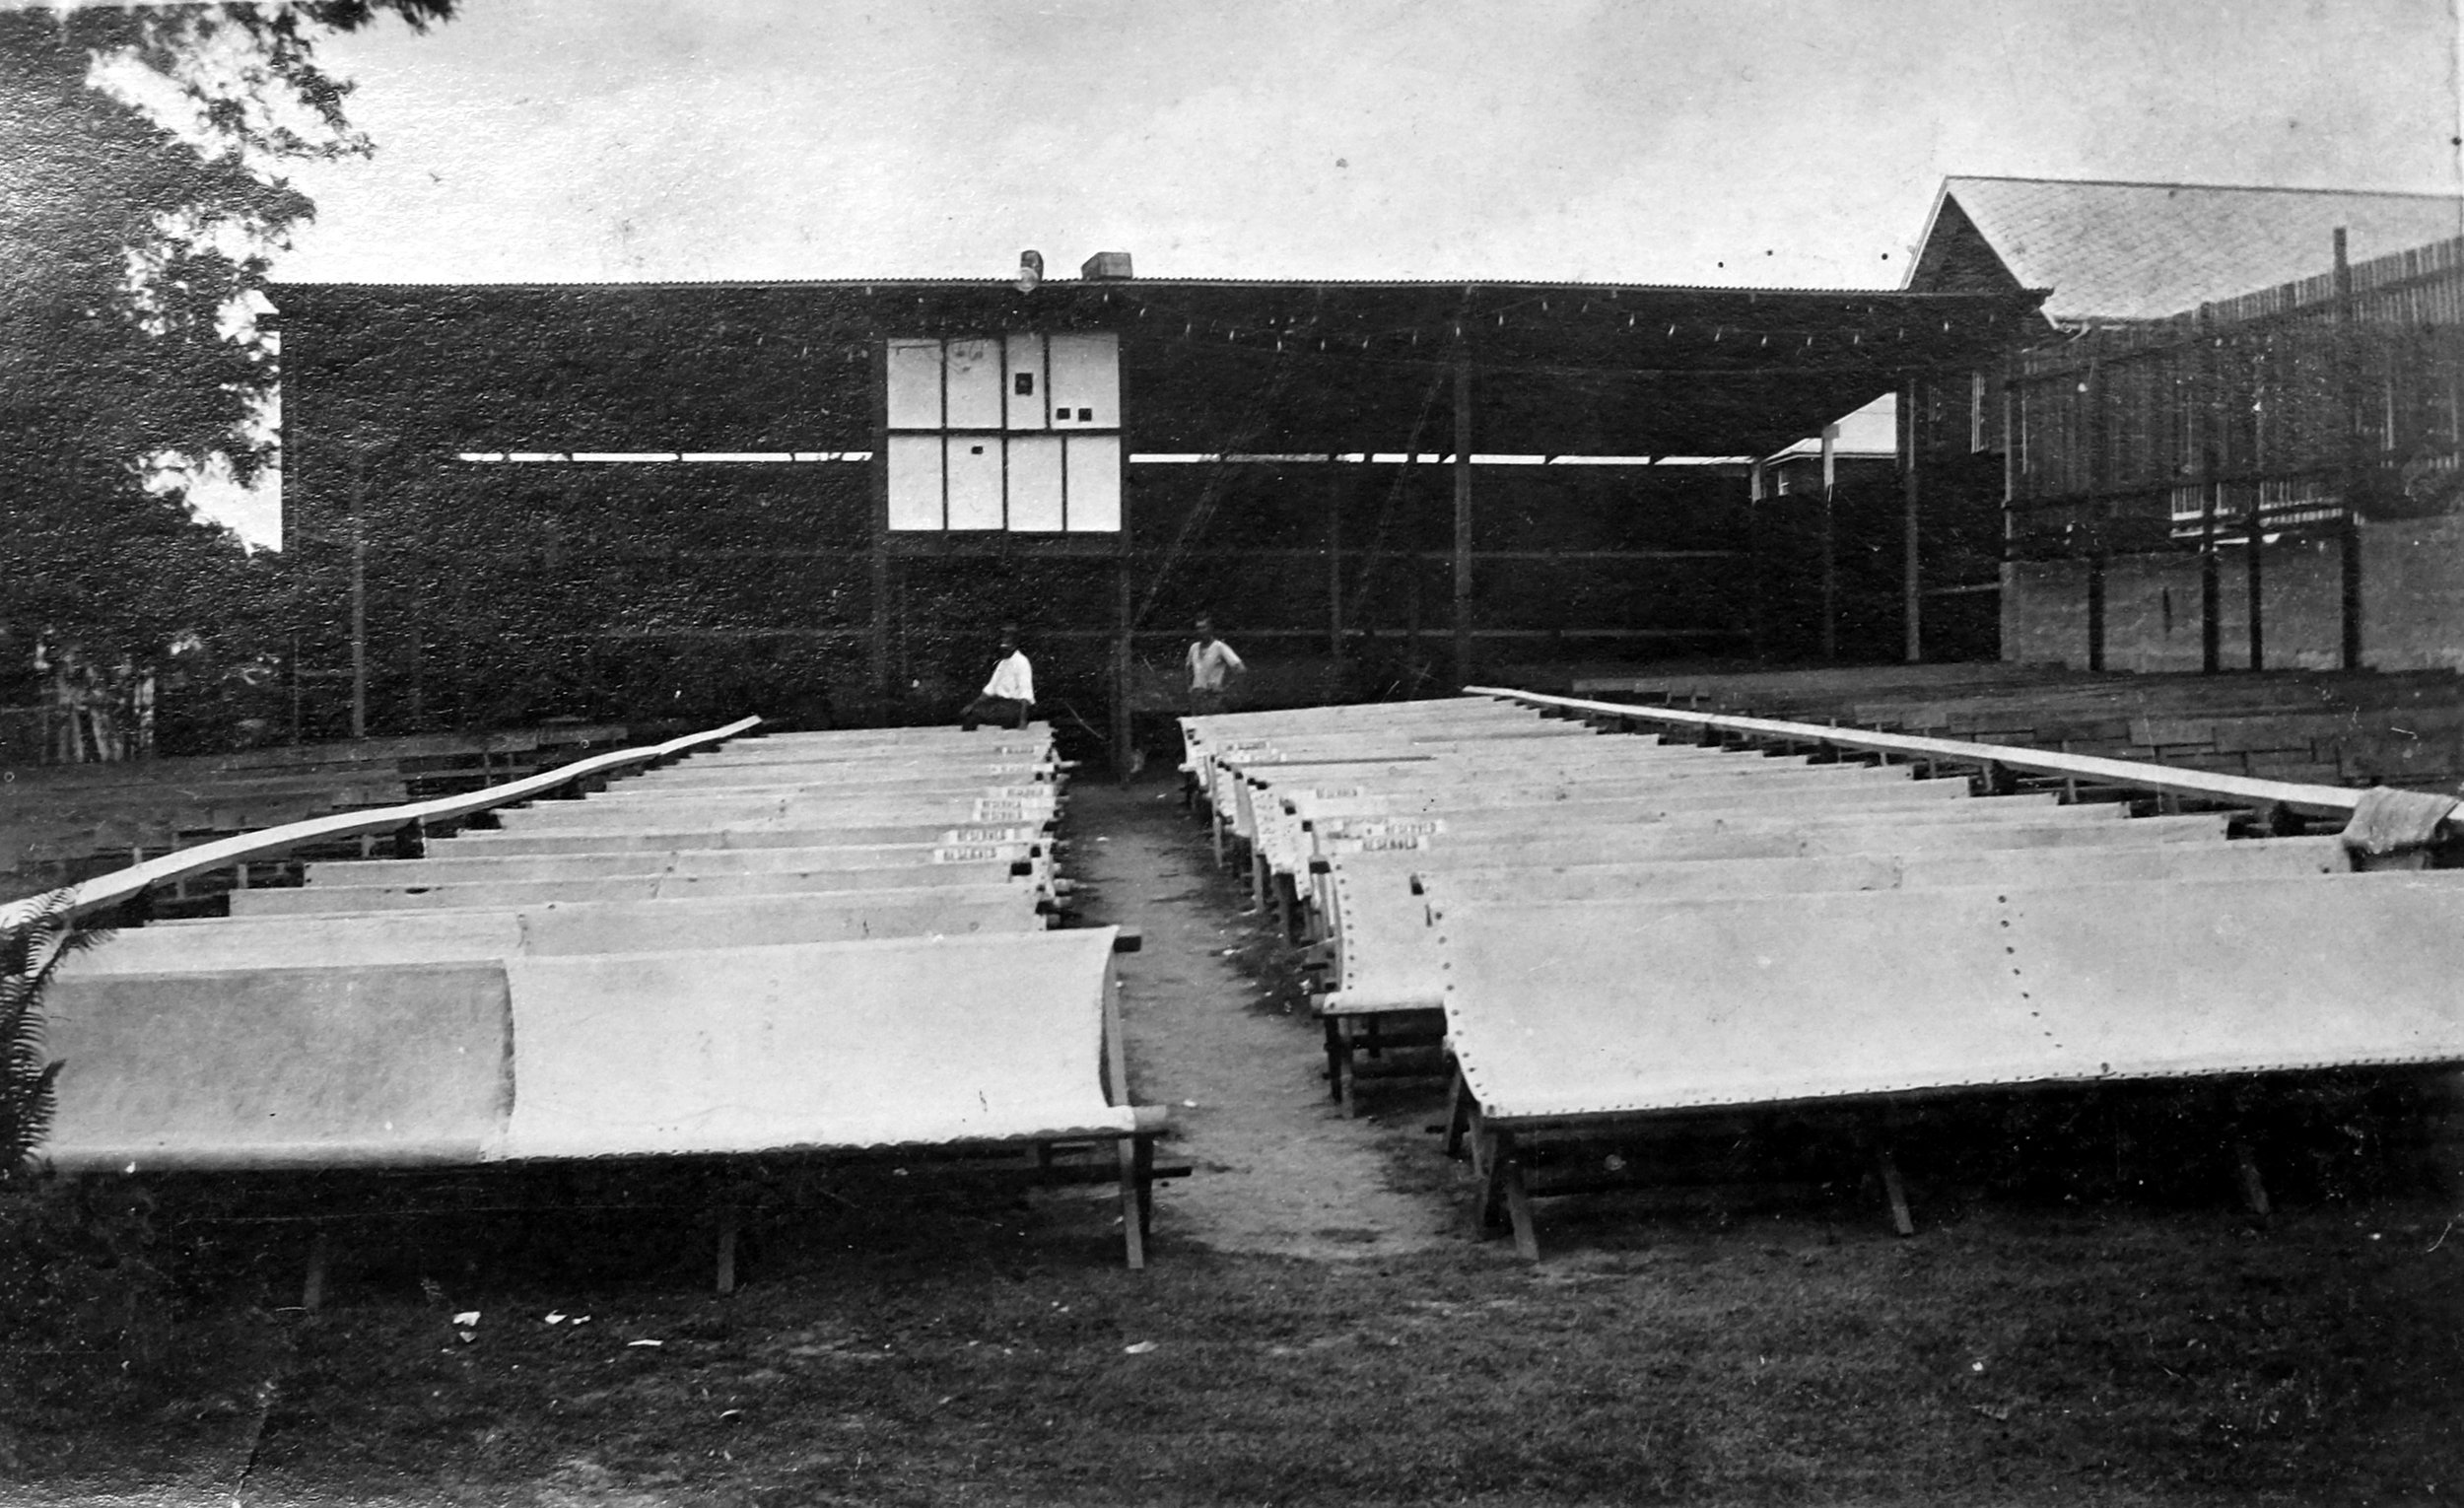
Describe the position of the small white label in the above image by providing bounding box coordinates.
[1332,817,1443,839]
[973,801,1029,819]
[982,786,1053,801]
[934,845,1003,862]
[943,826,1031,844]
[1355,833,1430,853]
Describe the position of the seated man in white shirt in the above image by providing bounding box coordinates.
[1186,615,1246,716]
[960,624,1035,730]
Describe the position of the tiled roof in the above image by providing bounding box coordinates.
[1917,176,2464,322]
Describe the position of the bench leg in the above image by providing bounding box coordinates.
[1323,1017,1348,1102]
[1118,1136,1148,1269]
[1470,1122,1505,1237]
[1442,1062,1473,1159]
[1499,1142,1541,1262]
[1133,1135,1156,1243]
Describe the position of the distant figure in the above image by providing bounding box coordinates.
[960,624,1035,731]
[1185,615,1246,717]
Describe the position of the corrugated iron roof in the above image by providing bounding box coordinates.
[1914,175,2464,323]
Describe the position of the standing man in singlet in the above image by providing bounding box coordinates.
[1185,615,1246,717]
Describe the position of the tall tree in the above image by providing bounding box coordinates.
[0,2,451,743]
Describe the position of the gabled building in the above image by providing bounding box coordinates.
[1903,176,2464,673]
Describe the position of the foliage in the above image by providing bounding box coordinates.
[0,890,110,1179]
[0,2,452,683]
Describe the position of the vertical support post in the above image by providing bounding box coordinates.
[1901,378,1923,663]
[1115,352,1136,780]
[715,1201,740,1295]
[2084,356,2109,672]
[2336,226,2364,670]
[2198,304,2223,674]
[349,491,368,740]
[1113,553,1133,784]
[2002,359,2019,655]
[1326,453,1344,670]
[2247,483,2267,672]
[1819,422,1839,661]
[1746,458,1766,660]
[869,550,891,710]
[869,335,897,718]
[1452,345,1473,689]
[301,1228,331,1312]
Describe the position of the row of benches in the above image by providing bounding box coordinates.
[1183,695,2464,1259]
[1573,665,2464,790]
[36,720,1172,1286]
[0,724,629,906]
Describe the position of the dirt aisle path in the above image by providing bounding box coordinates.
[1065,779,1454,1260]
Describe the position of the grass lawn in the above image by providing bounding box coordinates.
[3,1164,2458,1506]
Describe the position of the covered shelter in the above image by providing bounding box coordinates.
[277,270,2041,769]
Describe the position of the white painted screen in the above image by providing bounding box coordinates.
[1064,433,1122,532]
[885,434,945,530]
[1004,334,1048,432]
[1006,436,1064,531]
[886,334,1119,532]
[1049,333,1120,430]
[886,340,944,431]
[945,437,1005,530]
[943,339,1004,431]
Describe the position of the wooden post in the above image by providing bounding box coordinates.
[870,337,894,715]
[2247,486,2266,672]
[2336,226,2364,670]
[301,1228,331,1312]
[1114,351,1136,780]
[1113,554,1133,784]
[1452,347,1473,689]
[2198,304,2223,674]
[869,550,891,710]
[715,1203,741,1294]
[1746,458,1766,660]
[349,465,368,740]
[1326,453,1344,669]
[2085,358,2108,672]
[1901,377,1923,662]
[1819,422,1839,660]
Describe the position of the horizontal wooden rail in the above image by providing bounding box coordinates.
[1464,687,2410,827]
[0,715,764,932]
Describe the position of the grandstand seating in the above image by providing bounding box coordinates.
[36,720,1169,1285]
[0,723,627,909]
[1182,693,2464,1259]
[1572,664,2464,789]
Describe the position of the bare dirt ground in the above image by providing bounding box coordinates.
[1064,776,1457,1259]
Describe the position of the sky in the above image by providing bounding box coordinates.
[274,0,2464,291]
